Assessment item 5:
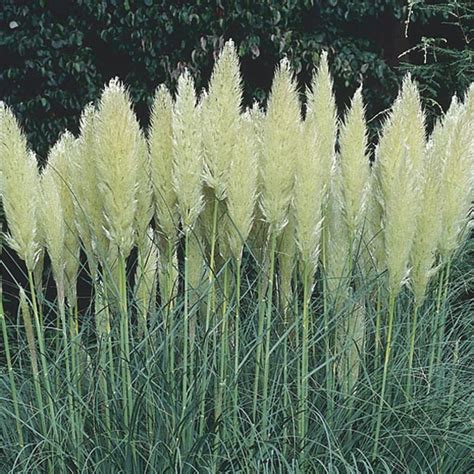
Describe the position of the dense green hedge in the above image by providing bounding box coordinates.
[0,0,472,159]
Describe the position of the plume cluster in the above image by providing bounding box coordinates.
[0,40,472,318]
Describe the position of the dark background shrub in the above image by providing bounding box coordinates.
[0,0,472,162]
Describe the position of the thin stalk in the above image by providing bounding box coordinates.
[372,290,396,461]
[252,267,266,422]
[232,258,242,433]
[94,280,111,449]
[322,271,334,426]
[406,302,419,400]
[71,301,84,451]
[282,304,289,456]
[199,198,219,436]
[27,272,60,434]
[293,270,301,451]
[137,250,147,339]
[216,263,230,425]
[374,285,382,371]
[167,239,176,385]
[19,287,48,466]
[439,339,459,471]
[182,231,190,436]
[214,262,230,464]
[427,264,447,393]
[118,255,133,430]
[57,283,78,454]
[427,270,445,394]
[0,282,25,450]
[321,229,335,426]
[435,260,451,382]
[299,263,312,456]
[144,326,155,450]
[261,231,277,439]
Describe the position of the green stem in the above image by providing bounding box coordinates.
[232,258,242,433]
[28,271,62,465]
[322,270,334,426]
[372,290,396,461]
[252,269,266,422]
[374,285,382,371]
[214,262,230,463]
[167,239,176,387]
[0,282,25,451]
[58,284,78,450]
[406,302,419,401]
[118,255,133,431]
[299,262,311,457]
[261,232,277,439]
[427,270,445,394]
[439,339,458,471]
[199,198,219,436]
[219,265,230,414]
[182,232,190,437]
[95,280,111,450]
[435,260,451,380]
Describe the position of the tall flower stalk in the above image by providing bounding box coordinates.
[259,58,301,438]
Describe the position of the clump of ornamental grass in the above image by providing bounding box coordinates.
[1,42,473,474]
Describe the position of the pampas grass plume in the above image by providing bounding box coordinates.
[305,51,337,197]
[325,166,351,302]
[172,70,204,233]
[0,104,40,271]
[260,59,301,233]
[339,86,370,238]
[149,85,179,242]
[294,94,330,275]
[40,163,65,290]
[226,114,258,261]
[374,77,425,295]
[95,78,140,258]
[72,105,107,268]
[410,116,449,303]
[44,132,80,301]
[135,228,159,332]
[202,39,242,200]
[438,87,474,259]
[135,132,154,250]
